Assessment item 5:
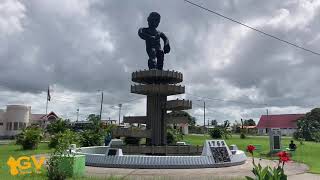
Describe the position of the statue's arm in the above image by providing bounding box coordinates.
[160,32,170,53]
[138,28,153,40]
[160,32,170,46]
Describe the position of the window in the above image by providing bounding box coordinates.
[7,122,12,130]
[0,122,3,126]
[18,122,24,130]
[13,122,18,130]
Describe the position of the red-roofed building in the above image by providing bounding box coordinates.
[30,111,59,127]
[257,114,305,135]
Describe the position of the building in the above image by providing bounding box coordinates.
[256,114,305,136]
[0,105,59,138]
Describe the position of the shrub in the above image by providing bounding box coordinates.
[80,130,104,147]
[46,118,70,135]
[240,133,246,139]
[47,130,78,180]
[209,127,223,139]
[16,126,43,150]
[167,127,183,145]
[49,130,79,149]
[312,131,320,142]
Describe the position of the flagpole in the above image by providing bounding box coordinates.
[45,86,51,128]
[46,98,48,116]
[46,86,49,116]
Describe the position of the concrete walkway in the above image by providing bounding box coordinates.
[85,158,316,179]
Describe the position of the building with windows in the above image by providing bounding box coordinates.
[256,114,305,136]
[0,105,59,138]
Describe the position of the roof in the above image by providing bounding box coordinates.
[31,111,58,121]
[256,114,305,129]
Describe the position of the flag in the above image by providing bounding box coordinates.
[47,86,51,101]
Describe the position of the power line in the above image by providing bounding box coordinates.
[184,0,320,56]
[185,93,268,106]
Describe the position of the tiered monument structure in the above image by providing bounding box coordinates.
[125,70,192,145]
[75,12,247,168]
[114,12,192,146]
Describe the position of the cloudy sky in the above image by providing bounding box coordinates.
[1,0,320,124]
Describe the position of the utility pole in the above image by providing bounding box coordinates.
[76,108,79,122]
[99,91,103,121]
[118,104,122,125]
[266,108,269,134]
[204,101,206,133]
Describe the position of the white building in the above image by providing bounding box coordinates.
[0,105,59,138]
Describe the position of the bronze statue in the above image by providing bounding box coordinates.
[138,12,170,70]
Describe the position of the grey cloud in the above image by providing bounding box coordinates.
[1,0,320,123]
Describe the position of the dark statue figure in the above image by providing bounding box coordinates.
[138,12,170,70]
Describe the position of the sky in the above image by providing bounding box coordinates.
[1,0,320,124]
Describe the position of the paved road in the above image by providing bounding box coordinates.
[85,158,315,180]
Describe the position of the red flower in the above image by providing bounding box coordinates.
[247,145,256,154]
[277,151,290,163]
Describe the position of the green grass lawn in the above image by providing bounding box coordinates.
[184,134,320,174]
[0,142,52,179]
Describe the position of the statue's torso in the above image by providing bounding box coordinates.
[143,28,161,50]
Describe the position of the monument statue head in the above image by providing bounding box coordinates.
[147,12,161,29]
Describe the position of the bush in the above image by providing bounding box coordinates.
[209,127,223,139]
[16,126,43,150]
[124,137,141,145]
[240,133,246,139]
[49,130,79,149]
[47,130,78,180]
[80,130,104,147]
[312,132,320,142]
[167,127,183,145]
[188,126,204,134]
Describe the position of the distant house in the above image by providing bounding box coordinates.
[31,111,59,127]
[256,114,305,136]
[0,105,59,138]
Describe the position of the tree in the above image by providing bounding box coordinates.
[79,114,108,147]
[296,108,320,141]
[209,120,231,139]
[46,118,70,135]
[243,119,256,126]
[87,114,101,129]
[168,111,196,126]
[211,120,218,126]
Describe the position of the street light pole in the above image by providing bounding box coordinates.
[76,108,79,122]
[99,91,104,121]
[118,103,122,125]
[203,101,206,133]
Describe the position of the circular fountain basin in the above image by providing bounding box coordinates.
[73,140,247,169]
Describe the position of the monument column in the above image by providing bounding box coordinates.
[147,95,167,145]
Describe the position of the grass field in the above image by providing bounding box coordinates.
[1,135,319,179]
[0,142,52,179]
[184,134,320,174]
